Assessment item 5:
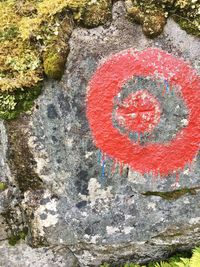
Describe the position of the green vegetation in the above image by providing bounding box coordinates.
[8,227,28,246]
[0,83,42,120]
[143,187,199,200]
[0,0,112,120]
[125,0,200,38]
[0,0,111,92]
[0,182,7,191]
[100,247,200,267]
[2,207,29,246]
[75,0,112,28]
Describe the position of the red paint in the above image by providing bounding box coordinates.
[115,90,161,134]
[86,48,200,176]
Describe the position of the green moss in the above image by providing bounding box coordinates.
[2,207,29,246]
[173,15,200,37]
[125,0,167,38]
[43,49,67,80]
[8,235,19,246]
[142,12,166,38]
[0,83,42,120]
[0,182,7,191]
[8,227,28,246]
[43,17,71,79]
[125,3,144,24]
[125,0,200,38]
[79,0,112,28]
[0,25,19,41]
[172,0,200,37]
[0,0,73,92]
[143,187,199,200]
[0,0,111,97]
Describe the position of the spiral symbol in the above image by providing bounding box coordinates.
[86,48,200,176]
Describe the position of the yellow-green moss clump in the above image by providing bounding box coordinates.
[43,16,71,80]
[43,49,67,80]
[125,0,200,38]
[68,0,112,28]
[0,182,7,191]
[0,0,112,120]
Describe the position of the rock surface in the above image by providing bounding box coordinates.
[0,2,200,267]
[0,241,79,267]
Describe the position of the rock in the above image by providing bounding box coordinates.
[0,1,200,267]
[0,241,79,267]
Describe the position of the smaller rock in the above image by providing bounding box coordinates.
[0,241,79,267]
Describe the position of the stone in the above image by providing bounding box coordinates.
[0,241,79,267]
[0,1,200,267]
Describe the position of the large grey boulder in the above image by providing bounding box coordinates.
[0,2,200,266]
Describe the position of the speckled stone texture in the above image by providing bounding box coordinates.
[0,241,79,267]
[0,2,200,267]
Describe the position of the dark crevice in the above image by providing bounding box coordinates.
[5,115,44,193]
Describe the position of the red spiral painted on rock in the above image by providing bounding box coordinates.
[86,48,200,176]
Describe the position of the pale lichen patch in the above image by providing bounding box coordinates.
[106,226,120,235]
[23,191,59,238]
[79,178,113,205]
[123,226,134,234]
[189,217,200,224]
